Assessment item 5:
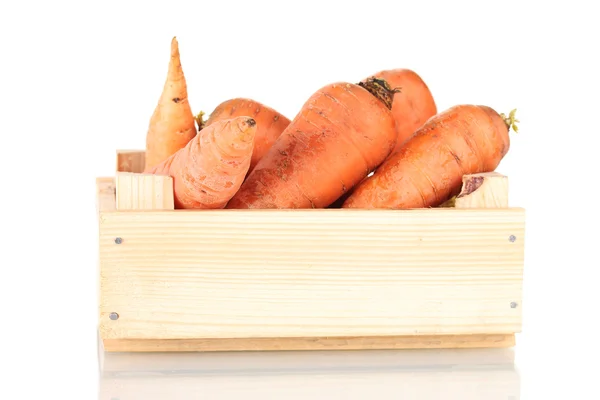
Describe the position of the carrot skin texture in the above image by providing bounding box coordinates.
[145,117,257,209]
[144,37,197,171]
[225,80,397,209]
[341,105,510,209]
[373,68,437,153]
[327,69,436,208]
[204,98,291,173]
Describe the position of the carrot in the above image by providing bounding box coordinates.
[342,105,519,209]
[203,98,291,173]
[144,116,257,209]
[225,77,399,209]
[326,68,436,208]
[373,68,437,153]
[144,37,197,171]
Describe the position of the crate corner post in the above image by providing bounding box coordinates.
[114,172,174,211]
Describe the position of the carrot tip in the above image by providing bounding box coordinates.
[500,108,519,133]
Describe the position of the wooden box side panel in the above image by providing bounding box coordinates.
[98,207,525,341]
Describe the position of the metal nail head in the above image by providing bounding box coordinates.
[114,237,123,244]
[509,235,516,242]
[510,302,518,308]
[109,312,119,320]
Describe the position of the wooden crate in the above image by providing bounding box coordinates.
[96,150,525,352]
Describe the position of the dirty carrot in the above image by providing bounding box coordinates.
[225,77,398,209]
[327,68,437,208]
[145,117,257,209]
[342,105,518,209]
[372,68,437,153]
[203,98,291,173]
[144,37,197,171]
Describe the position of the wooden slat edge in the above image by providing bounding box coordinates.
[96,177,116,212]
[102,334,515,352]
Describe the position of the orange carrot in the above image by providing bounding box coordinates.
[144,37,197,171]
[372,68,437,154]
[327,68,436,208]
[225,77,398,209]
[342,106,518,209]
[145,117,257,209]
[203,98,291,173]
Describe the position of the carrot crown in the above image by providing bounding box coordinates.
[194,110,206,132]
[357,77,400,110]
[500,109,519,133]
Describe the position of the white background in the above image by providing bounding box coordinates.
[1,0,599,398]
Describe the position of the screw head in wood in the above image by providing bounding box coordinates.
[109,312,119,320]
[510,302,518,308]
[509,235,516,242]
[114,237,123,244]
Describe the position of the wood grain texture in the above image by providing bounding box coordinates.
[96,177,116,212]
[116,150,145,173]
[102,334,515,352]
[115,172,174,210]
[98,205,525,341]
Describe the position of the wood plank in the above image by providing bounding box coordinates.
[102,334,515,352]
[115,172,174,210]
[116,150,145,173]
[98,208,525,341]
[96,177,116,212]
